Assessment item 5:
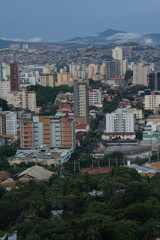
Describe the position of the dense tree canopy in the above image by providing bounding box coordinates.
[0,98,10,111]
[1,167,160,239]
[27,84,72,106]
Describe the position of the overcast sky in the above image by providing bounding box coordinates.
[1,0,160,42]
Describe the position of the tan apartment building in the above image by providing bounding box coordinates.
[100,63,106,77]
[133,62,152,86]
[0,80,10,100]
[20,120,33,148]
[126,108,143,119]
[88,64,98,79]
[57,72,73,86]
[39,73,55,87]
[144,91,160,111]
[7,91,36,112]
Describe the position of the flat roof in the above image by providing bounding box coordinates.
[104,145,151,155]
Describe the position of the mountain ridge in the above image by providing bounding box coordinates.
[1,29,160,49]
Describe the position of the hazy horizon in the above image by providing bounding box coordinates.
[1,0,160,42]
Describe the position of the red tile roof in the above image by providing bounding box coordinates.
[151,162,160,170]
[58,104,72,112]
[0,171,12,181]
[80,166,112,175]
[104,132,136,135]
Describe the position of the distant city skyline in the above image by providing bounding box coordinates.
[1,0,160,42]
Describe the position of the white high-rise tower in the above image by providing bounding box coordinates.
[112,47,123,76]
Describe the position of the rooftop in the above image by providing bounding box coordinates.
[104,145,151,155]
[0,171,12,182]
[17,165,56,180]
[80,166,112,176]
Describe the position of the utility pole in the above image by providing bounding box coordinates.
[97,159,100,167]
[116,156,118,166]
[92,159,94,168]
[123,156,125,165]
[74,160,76,171]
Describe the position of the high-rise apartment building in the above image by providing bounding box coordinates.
[74,80,89,118]
[148,72,160,90]
[0,80,11,100]
[133,62,151,86]
[112,47,123,76]
[123,59,128,76]
[57,72,72,86]
[2,63,10,81]
[43,64,51,74]
[88,64,98,79]
[10,63,20,91]
[126,108,143,119]
[0,109,17,136]
[39,73,55,87]
[20,120,33,149]
[106,108,135,133]
[89,88,102,106]
[21,91,37,112]
[106,61,121,79]
[9,44,20,50]
[60,117,76,149]
[7,91,36,112]
[144,91,160,111]
[20,116,76,150]
[23,44,29,50]
[6,112,17,135]
[69,64,86,80]
[100,63,106,77]
[112,46,123,62]
[0,109,6,135]
[0,64,2,80]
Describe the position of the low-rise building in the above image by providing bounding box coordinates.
[147,115,160,124]
[126,108,143,119]
[102,132,136,140]
[9,148,72,166]
[141,122,160,152]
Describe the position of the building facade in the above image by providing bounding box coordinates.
[0,80,10,100]
[0,109,17,136]
[20,116,76,150]
[6,112,17,135]
[126,108,143,119]
[88,64,98,79]
[112,46,123,76]
[39,73,55,87]
[57,72,72,86]
[133,63,149,86]
[144,91,160,111]
[148,72,160,91]
[74,80,89,118]
[7,91,36,112]
[10,63,20,91]
[106,108,135,133]
[106,61,121,79]
[89,88,102,106]
[69,64,86,80]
